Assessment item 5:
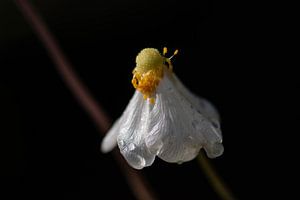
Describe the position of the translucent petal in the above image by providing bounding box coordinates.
[102,68,223,169]
[145,71,223,162]
[117,91,156,169]
[101,118,121,153]
[172,74,220,125]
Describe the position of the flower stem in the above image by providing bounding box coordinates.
[14,1,157,200]
[197,151,236,200]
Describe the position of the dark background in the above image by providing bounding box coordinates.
[0,0,296,199]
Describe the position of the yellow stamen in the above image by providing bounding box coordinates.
[163,47,168,56]
[174,49,178,55]
[169,49,179,60]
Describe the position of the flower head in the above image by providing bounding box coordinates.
[101,48,224,169]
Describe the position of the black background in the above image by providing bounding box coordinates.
[0,0,296,199]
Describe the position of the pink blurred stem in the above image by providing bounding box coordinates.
[15,1,157,200]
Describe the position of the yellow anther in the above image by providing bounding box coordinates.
[174,49,178,56]
[163,47,168,56]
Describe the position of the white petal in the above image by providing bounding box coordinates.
[117,91,155,169]
[171,73,223,153]
[145,71,223,163]
[101,118,121,153]
[172,74,220,125]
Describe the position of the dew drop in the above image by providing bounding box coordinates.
[177,161,183,164]
[128,143,136,151]
[125,153,146,169]
[135,155,146,168]
[119,140,125,147]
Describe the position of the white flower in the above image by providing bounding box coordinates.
[101,48,224,169]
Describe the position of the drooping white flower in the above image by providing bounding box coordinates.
[101,48,224,169]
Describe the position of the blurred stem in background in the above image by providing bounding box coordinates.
[15,0,235,200]
[14,1,157,200]
[198,151,236,200]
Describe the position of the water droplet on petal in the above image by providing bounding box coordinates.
[204,143,224,158]
[119,140,125,147]
[118,141,148,169]
[125,152,146,169]
[177,161,183,164]
[128,143,136,151]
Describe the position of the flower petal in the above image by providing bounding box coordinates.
[145,72,223,163]
[172,74,220,125]
[101,118,121,153]
[171,73,223,158]
[117,91,156,169]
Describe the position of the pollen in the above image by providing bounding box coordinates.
[132,68,163,101]
[132,48,165,102]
